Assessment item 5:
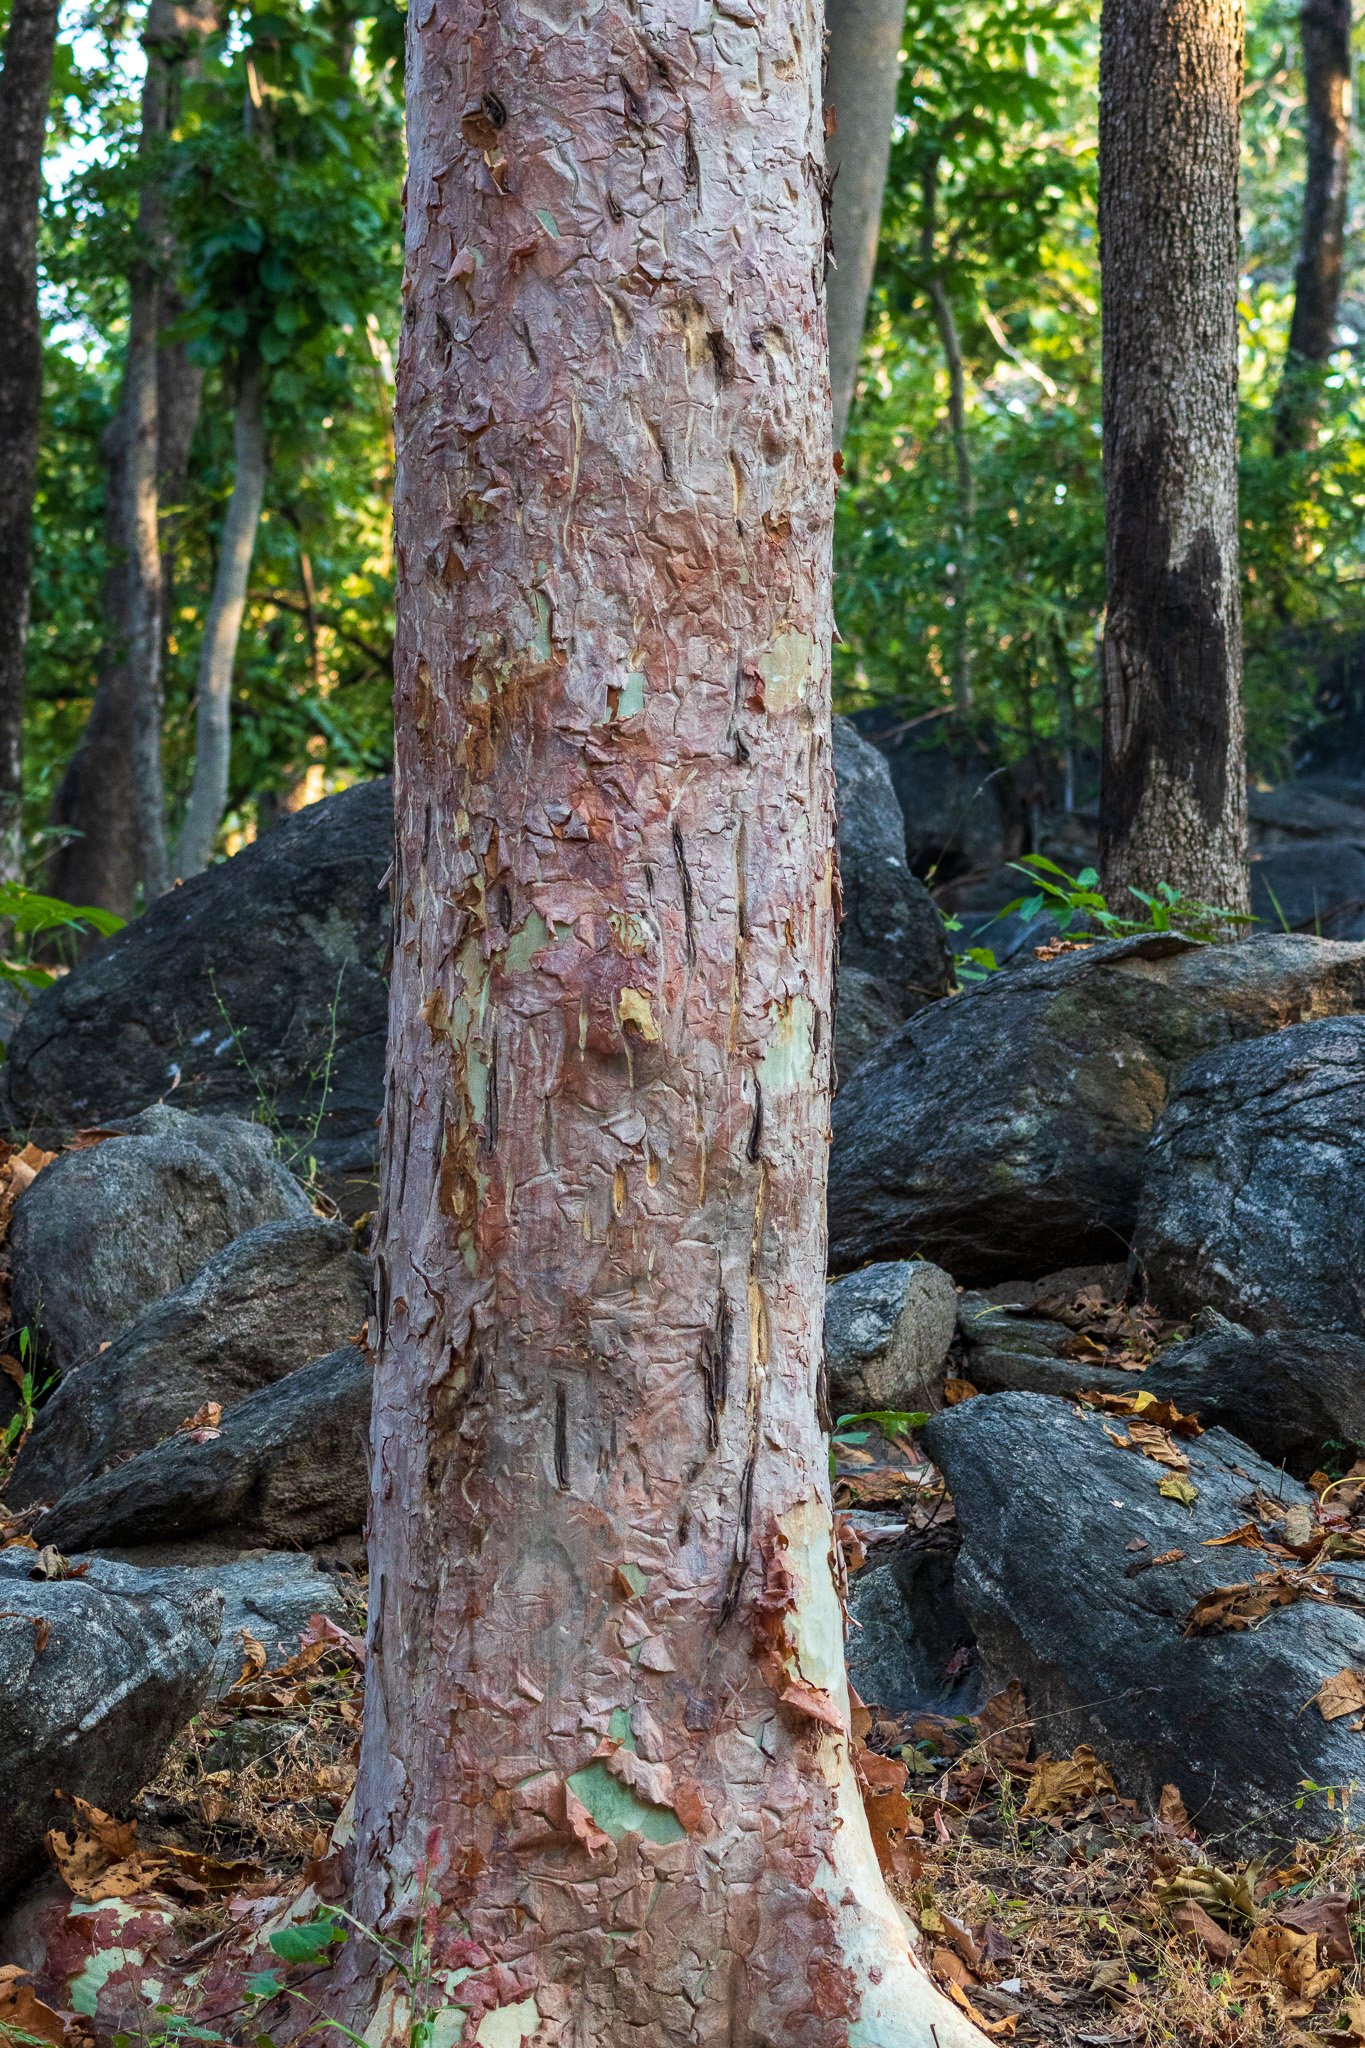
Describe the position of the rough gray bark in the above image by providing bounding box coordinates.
[824,0,908,446]
[343,0,987,2033]
[1098,0,1250,915]
[1274,0,1353,453]
[176,359,267,877]
[0,0,62,885]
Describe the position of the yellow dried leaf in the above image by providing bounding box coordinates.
[1159,1473,1199,1507]
[618,988,659,1042]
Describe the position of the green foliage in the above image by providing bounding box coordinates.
[0,885,124,994]
[989,854,1255,951]
[268,1911,348,1964]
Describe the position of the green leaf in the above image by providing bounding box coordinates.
[269,1914,347,1962]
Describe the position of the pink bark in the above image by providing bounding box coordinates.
[350,0,986,2040]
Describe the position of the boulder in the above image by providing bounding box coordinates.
[1135,1315,1365,1476]
[2,780,391,1174]
[1249,784,1365,845]
[828,932,1365,1283]
[832,717,952,1076]
[10,1217,368,1508]
[8,1107,313,1374]
[1250,841,1365,939]
[0,1549,220,1899]
[924,1389,1365,1843]
[1135,1014,1365,1334]
[36,1346,372,1554]
[825,1259,957,1417]
[959,1296,1365,1475]
[72,1551,353,1693]
[846,1528,983,1720]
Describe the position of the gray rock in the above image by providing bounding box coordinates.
[3,779,391,1174]
[72,1551,352,1693]
[825,1259,958,1416]
[10,1217,368,1508]
[1136,1316,1365,1476]
[924,1389,1365,1844]
[36,1346,372,1554]
[0,1548,220,1899]
[959,1294,1365,1477]
[1249,785,1365,845]
[1135,1014,1365,1334]
[1250,840,1365,939]
[829,932,1365,1283]
[833,966,910,1080]
[846,1529,983,1720]
[9,1106,312,1373]
[833,717,953,1058]
[846,714,1007,878]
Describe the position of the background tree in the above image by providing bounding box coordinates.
[825,0,911,447]
[1097,0,1250,911]
[1273,0,1352,455]
[344,0,982,2034]
[0,0,62,884]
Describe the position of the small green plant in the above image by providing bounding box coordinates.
[0,883,125,995]
[209,961,346,1200]
[1,1329,53,1485]
[947,856,1257,984]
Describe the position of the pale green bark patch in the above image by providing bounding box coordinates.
[476,1996,541,2046]
[758,627,813,712]
[758,994,816,1094]
[566,1761,685,1843]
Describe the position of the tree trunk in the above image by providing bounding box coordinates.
[922,167,974,717]
[824,0,908,446]
[175,359,266,877]
[0,0,62,885]
[345,0,986,2039]
[1273,0,1352,454]
[1098,0,1250,914]
[50,3,213,915]
[49,334,203,918]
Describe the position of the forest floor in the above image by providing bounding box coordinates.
[66,1528,1357,2048]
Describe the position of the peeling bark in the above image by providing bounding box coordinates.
[1098,0,1250,914]
[0,0,62,884]
[1273,0,1352,454]
[824,0,908,446]
[347,0,987,2040]
[176,359,267,877]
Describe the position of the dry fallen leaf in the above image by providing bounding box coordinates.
[1312,1668,1365,1724]
[1276,1892,1354,1965]
[1021,1744,1116,1816]
[47,1794,260,1903]
[1158,1474,1200,1508]
[0,1964,69,2047]
[1185,1568,1337,1636]
[1169,1899,1240,1963]
[1231,1921,1340,2015]
[946,1979,1017,2036]
[1157,1782,1194,1834]
[943,1378,979,1406]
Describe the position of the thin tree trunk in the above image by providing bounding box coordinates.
[175,359,266,877]
[50,2,213,915]
[824,0,909,446]
[49,333,203,918]
[343,0,987,2036]
[0,0,62,885]
[923,166,974,716]
[1273,0,1353,454]
[1098,0,1250,914]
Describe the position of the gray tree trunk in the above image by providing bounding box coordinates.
[49,332,203,919]
[1098,0,1250,915]
[0,0,62,885]
[175,359,267,877]
[1274,0,1353,453]
[825,0,908,446]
